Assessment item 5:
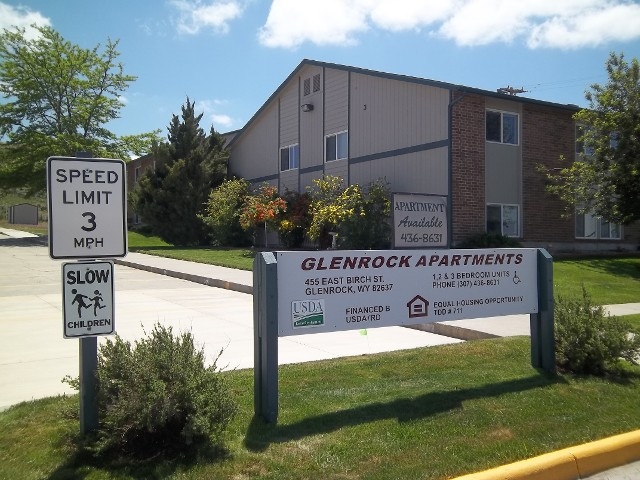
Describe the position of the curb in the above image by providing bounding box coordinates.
[407,322,499,341]
[113,259,253,295]
[452,430,640,479]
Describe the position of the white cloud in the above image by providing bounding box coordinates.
[211,113,233,128]
[258,0,371,48]
[258,0,640,50]
[0,2,51,40]
[198,99,235,129]
[527,2,640,49]
[169,0,244,35]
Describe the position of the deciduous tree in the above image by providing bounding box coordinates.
[0,25,157,193]
[545,52,640,224]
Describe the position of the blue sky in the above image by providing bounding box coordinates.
[2,0,640,140]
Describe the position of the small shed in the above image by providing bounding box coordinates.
[7,203,38,225]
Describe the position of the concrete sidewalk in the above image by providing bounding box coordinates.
[115,250,640,341]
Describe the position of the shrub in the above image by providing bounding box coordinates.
[201,178,252,247]
[338,179,391,249]
[457,232,522,248]
[239,183,287,247]
[93,323,237,456]
[307,176,391,249]
[555,288,640,375]
[277,190,312,249]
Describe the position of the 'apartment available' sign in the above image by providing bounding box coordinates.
[393,193,448,248]
[47,156,127,259]
[276,248,538,337]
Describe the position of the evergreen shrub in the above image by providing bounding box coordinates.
[92,324,237,456]
[555,289,640,375]
[457,233,522,248]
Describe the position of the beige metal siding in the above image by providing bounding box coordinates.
[350,73,449,156]
[279,169,298,193]
[485,99,523,205]
[348,72,449,195]
[230,103,278,181]
[280,83,298,146]
[299,66,324,171]
[350,148,448,195]
[325,69,348,134]
[325,158,348,182]
[300,172,319,192]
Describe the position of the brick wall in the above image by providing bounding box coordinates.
[521,104,576,243]
[451,92,486,244]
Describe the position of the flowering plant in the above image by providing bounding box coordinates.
[239,184,287,231]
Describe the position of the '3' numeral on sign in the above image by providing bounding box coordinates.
[81,212,97,232]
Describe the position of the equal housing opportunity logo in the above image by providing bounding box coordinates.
[292,299,325,328]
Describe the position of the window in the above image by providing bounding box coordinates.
[576,212,621,239]
[325,131,348,162]
[486,110,519,145]
[303,78,310,96]
[313,73,321,92]
[135,166,141,182]
[280,144,299,171]
[575,125,594,156]
[487,204,519,237]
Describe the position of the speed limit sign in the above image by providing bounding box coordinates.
[47,156,128,259]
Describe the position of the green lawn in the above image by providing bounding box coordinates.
[1,337,639,480]
[1,229,640,478]
[132,236,640,305]
[554,256,640,305]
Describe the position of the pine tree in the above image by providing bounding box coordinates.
[132,98,227,245]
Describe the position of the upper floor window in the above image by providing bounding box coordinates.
[486,110,518,145]
[487,204,519,237]
[280,144,299,171]
[575,125,594,156]
[313,73,321,92]
[135,166,141,182]
[575,212,621,240]
[325,131,348,162]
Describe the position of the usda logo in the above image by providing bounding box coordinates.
[292,299,325,329]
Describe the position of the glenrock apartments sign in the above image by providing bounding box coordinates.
[393,193,448,248]
[276,248,538,337]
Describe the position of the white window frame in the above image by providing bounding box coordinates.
[575,212,622,240]
[325,130,348,162]
[280,143,299,171]
[486,204,520,237]
[486,109,519,145]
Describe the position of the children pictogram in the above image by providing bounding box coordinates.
[71,289,91,318]
[90,290,106,316]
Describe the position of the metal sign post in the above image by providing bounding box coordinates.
[47,154,126,435]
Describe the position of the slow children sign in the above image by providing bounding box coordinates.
[276,248,537,337]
